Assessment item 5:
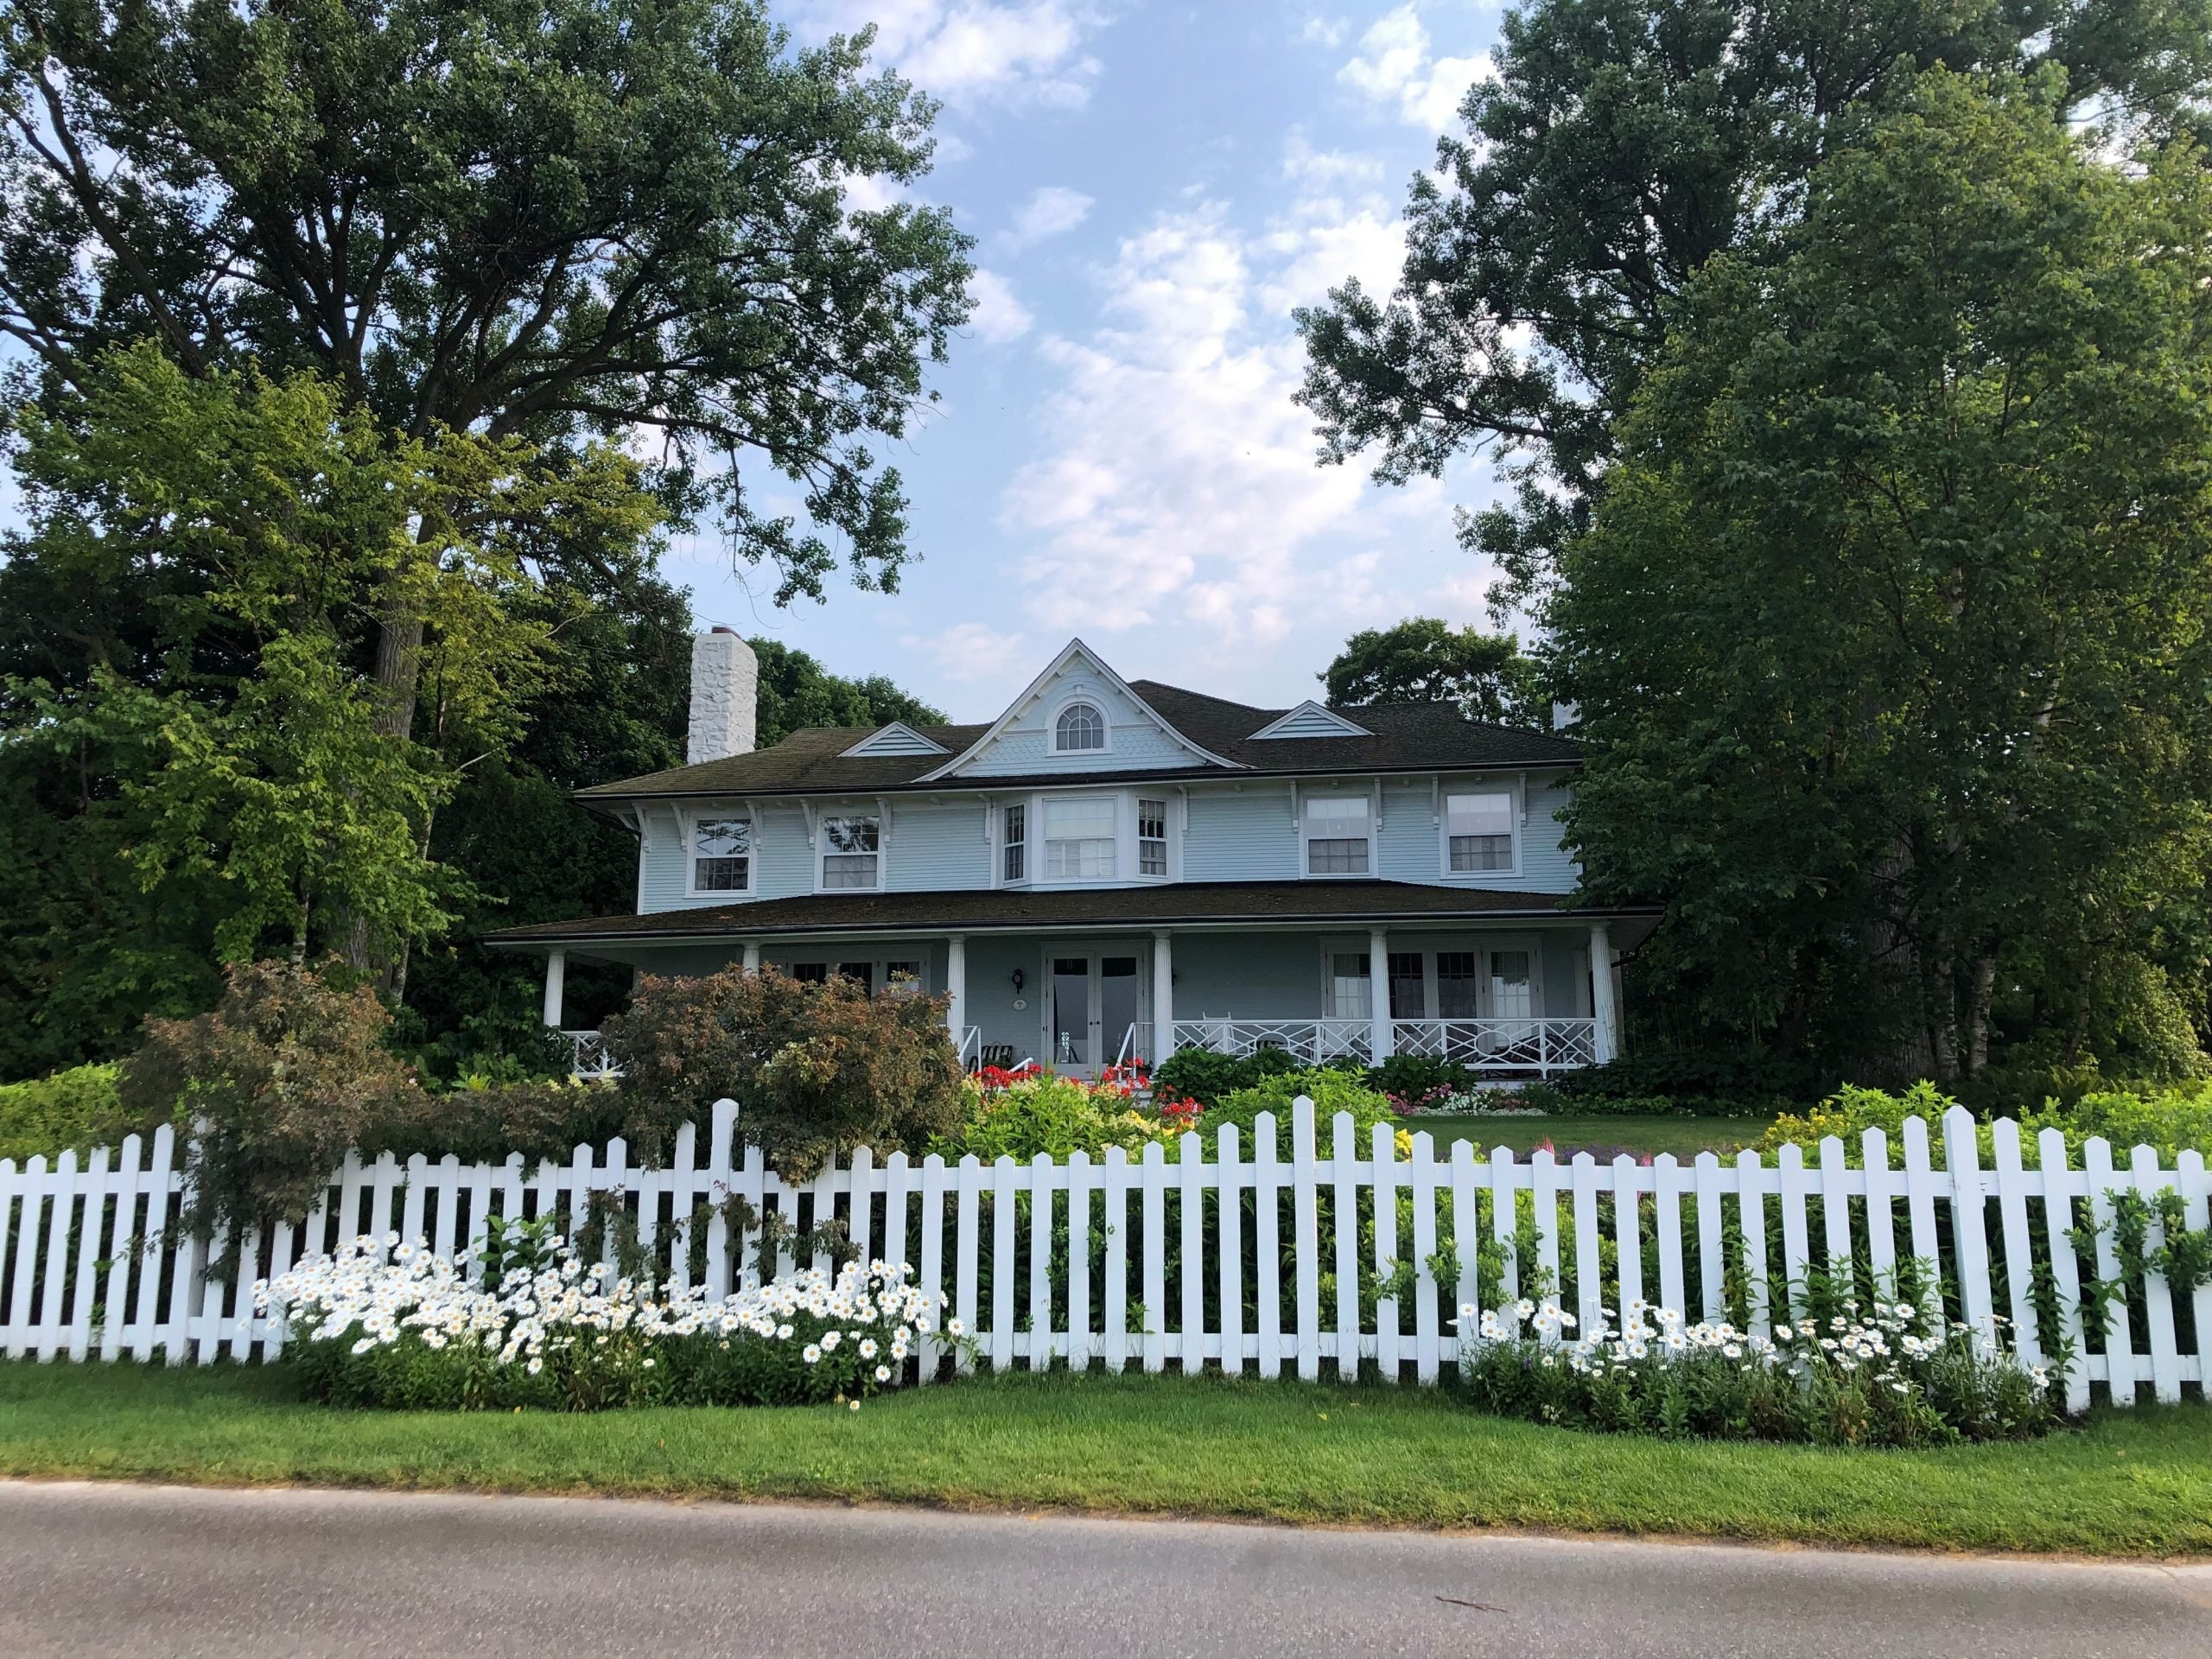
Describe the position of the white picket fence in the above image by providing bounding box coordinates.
[1,1101,2206,1410]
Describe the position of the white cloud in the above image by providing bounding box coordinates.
[966,270,1036,342]
[1338,3,1491,130]
[995,166,1459,658]
[1300,12,1348,48]
[1003,185,1096,250]
[913,620,1033,680]
[784,2,1110,110]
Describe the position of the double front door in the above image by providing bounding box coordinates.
[1047,950,1143,1076]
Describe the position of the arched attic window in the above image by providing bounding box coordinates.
[1054,701,1106,753]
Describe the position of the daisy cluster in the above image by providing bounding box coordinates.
[257,1233,943,1389]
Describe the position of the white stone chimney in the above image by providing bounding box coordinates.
[687,627,758,764]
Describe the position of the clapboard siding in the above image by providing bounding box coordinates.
[1181,785,1298,881]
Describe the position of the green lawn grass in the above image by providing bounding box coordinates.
[3,1361,2205,1556]
[1404,1114,1772,1159]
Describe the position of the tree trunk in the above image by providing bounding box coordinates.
[1964,952,1996,1079]
[338,586,429,975]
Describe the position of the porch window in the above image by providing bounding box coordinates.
[1044,796,1116,879]
[1325,951,1371,1019]
[886,960,925,994]
[790,963,829,984]
[820,815,880,889]
[1304,794,1372,875]
[1138,798,1168,876]
[836,962,875,994]
[1002,804,1026,881]
[1446,791,1515,872]
[690,817,751,892]
[1490,949,1535,1020]
[1435,950,1481,1019]
[1387,951,1427,1019]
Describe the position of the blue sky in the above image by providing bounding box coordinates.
[683,1,1511,719]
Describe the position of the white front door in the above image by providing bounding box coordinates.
[1046,949,1144,1076]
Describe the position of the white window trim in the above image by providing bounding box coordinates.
[1366,934,1550,1021]
[1039,791,1122,883]
[1046,690,1115,757]
[680,804,755,899]
[813,804,887,893]
[999,799,1029,887]
[1300,789,1376,880]
[1438,783,1522,880]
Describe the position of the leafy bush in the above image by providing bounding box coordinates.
[1368,1054,1477,1100]
[1148,1046,1300,1107]
[1461,1297,2061,1446]
[264,1236,947,1412]
[0,1064,138,1162]
[1758,1081,2212,1165]
[119,959,417,1245]
[1209,1068,1402,1160]
[2030,1085,2212,1163]
[363,1076,627,1167]
[604,966,965,1177]
[1550,1051,1818,1112]
[933,1070,1180,1162]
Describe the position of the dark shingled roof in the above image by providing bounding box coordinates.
[483,880,1650,949]
[574,680,1580,804]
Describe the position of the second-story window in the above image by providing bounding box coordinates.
[1053,700,1106,752]
[1002,803,1027,881]
[819,814,880,889]
[1044,796,1116,879]
[1137,798,1168,876]
[691,817,751,892]
[1446,791,1515,872]
[1303,794,1372,875]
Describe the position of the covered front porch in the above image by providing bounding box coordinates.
[503,884,1644,1082]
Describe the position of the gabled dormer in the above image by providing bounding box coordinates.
[923,639,1242,780]
[1248,700,1373,741]
[840,721,949,759]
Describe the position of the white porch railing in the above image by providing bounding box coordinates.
[1390,1017,1599,1076]
[957,1026,982,1071]
[563,1030,620,1078]
[1164,1019,1375,1065]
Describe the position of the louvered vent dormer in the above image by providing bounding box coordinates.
[840,721,949,759]
[1248,701,1373,741]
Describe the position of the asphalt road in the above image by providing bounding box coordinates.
[0,1481,2206,1658]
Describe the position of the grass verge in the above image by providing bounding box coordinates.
[1404,1114,1772,1159]
[3,1361,2206,1556]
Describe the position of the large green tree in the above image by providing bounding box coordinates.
[1549,72,2212,1084]
[1322,619,1541,727]
[1294,0,2212,607]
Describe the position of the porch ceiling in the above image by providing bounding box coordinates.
[482,879,1659,953]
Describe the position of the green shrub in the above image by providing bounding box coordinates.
[362,1076,627,1167]
[1209,1067,1402,1160]
[1149,1046,1300,1106]
[604,965,965,1178]
[1368,1054,1476,1100]
[119,959,418,1245]
[1758,1080,2212,1165]
[932,1071,1178,1163]
[1551,1051,1817,1112]
[0,1064,137,1163]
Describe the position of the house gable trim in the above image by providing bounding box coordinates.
[1249,701,1372,741]
[839,721,949,759]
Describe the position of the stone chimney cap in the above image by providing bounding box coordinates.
[710,624,738,635]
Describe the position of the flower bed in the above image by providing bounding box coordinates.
[257,1236,950,1411]
[1459,1297,2062,1446]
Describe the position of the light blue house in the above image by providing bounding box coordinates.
[491,633,1653,1077]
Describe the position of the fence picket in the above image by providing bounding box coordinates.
[1818,1135,1853,1285]
[953,1156,982,1376]
[2082,1137,2136,1407]
[2178,1149,2210,1397]
[1029,1152,1054,1370]
[918,1153,948,1380]
[1863,1129,1897,1293]
[1569,1153,1601,1335]
[1066,1150,1091,1371]
[1103,1146,1130,1374]
[1777,1143,1810,1323]
[1141,1141,1166,1374]
[37,1150,79,1360]
[1179,1131,1205,1371]
[1944,1109,1997,1348]
[1653,1154,1684,1319]
[1332,1113,1360,1376]
[67,1147,108,1362]
[1693,1152,1723,1323]
[1736,1149,1770,1338]
[1291,1098,1319,1381]
[1218,1124,1243,1376]
[989,1155,1016,1371]
[849,1146,874,1278]
[1490,1143,1520,1309]
[2130,1143,2183,1405]
[1255,1115,1282,1379]
[1410,1132,1440,1382]
[132,1127,175,1363]
[1990,1120,2043,1369]
[0,1160,16,1361]
[99,1135,143,1363]
[1448,1139,1479,1355]
[401,1154,429,1250]
[1611,1154,1642,1325]
[2037,1128,2090,1414]
[1372,1122,1400,1380]
[1902,1116,1940,1292]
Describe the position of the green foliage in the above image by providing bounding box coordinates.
[0,1065,135,1163]
[1757,1080,2212,1166]
[1550,1052,1818,1113]
[1148,1046,1301,1107]
[119,960,417,1248]
[362,1077,627,1170]
[1294,0,2210,607]
[1209,1069,1401,1160]
[932,1073,1176,1163]
[1320,619,1541,726]
[749,639,947,749]
[604,967,966,1177]
[1551,72,2212,1084]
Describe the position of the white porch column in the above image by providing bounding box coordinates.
[1588,921,1618,1064]
[946,934,968,1038]
[1367,926,1392,1062]
[741,942,761,976]
[1151,930,1174,1060]
[541,949,567,1028]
